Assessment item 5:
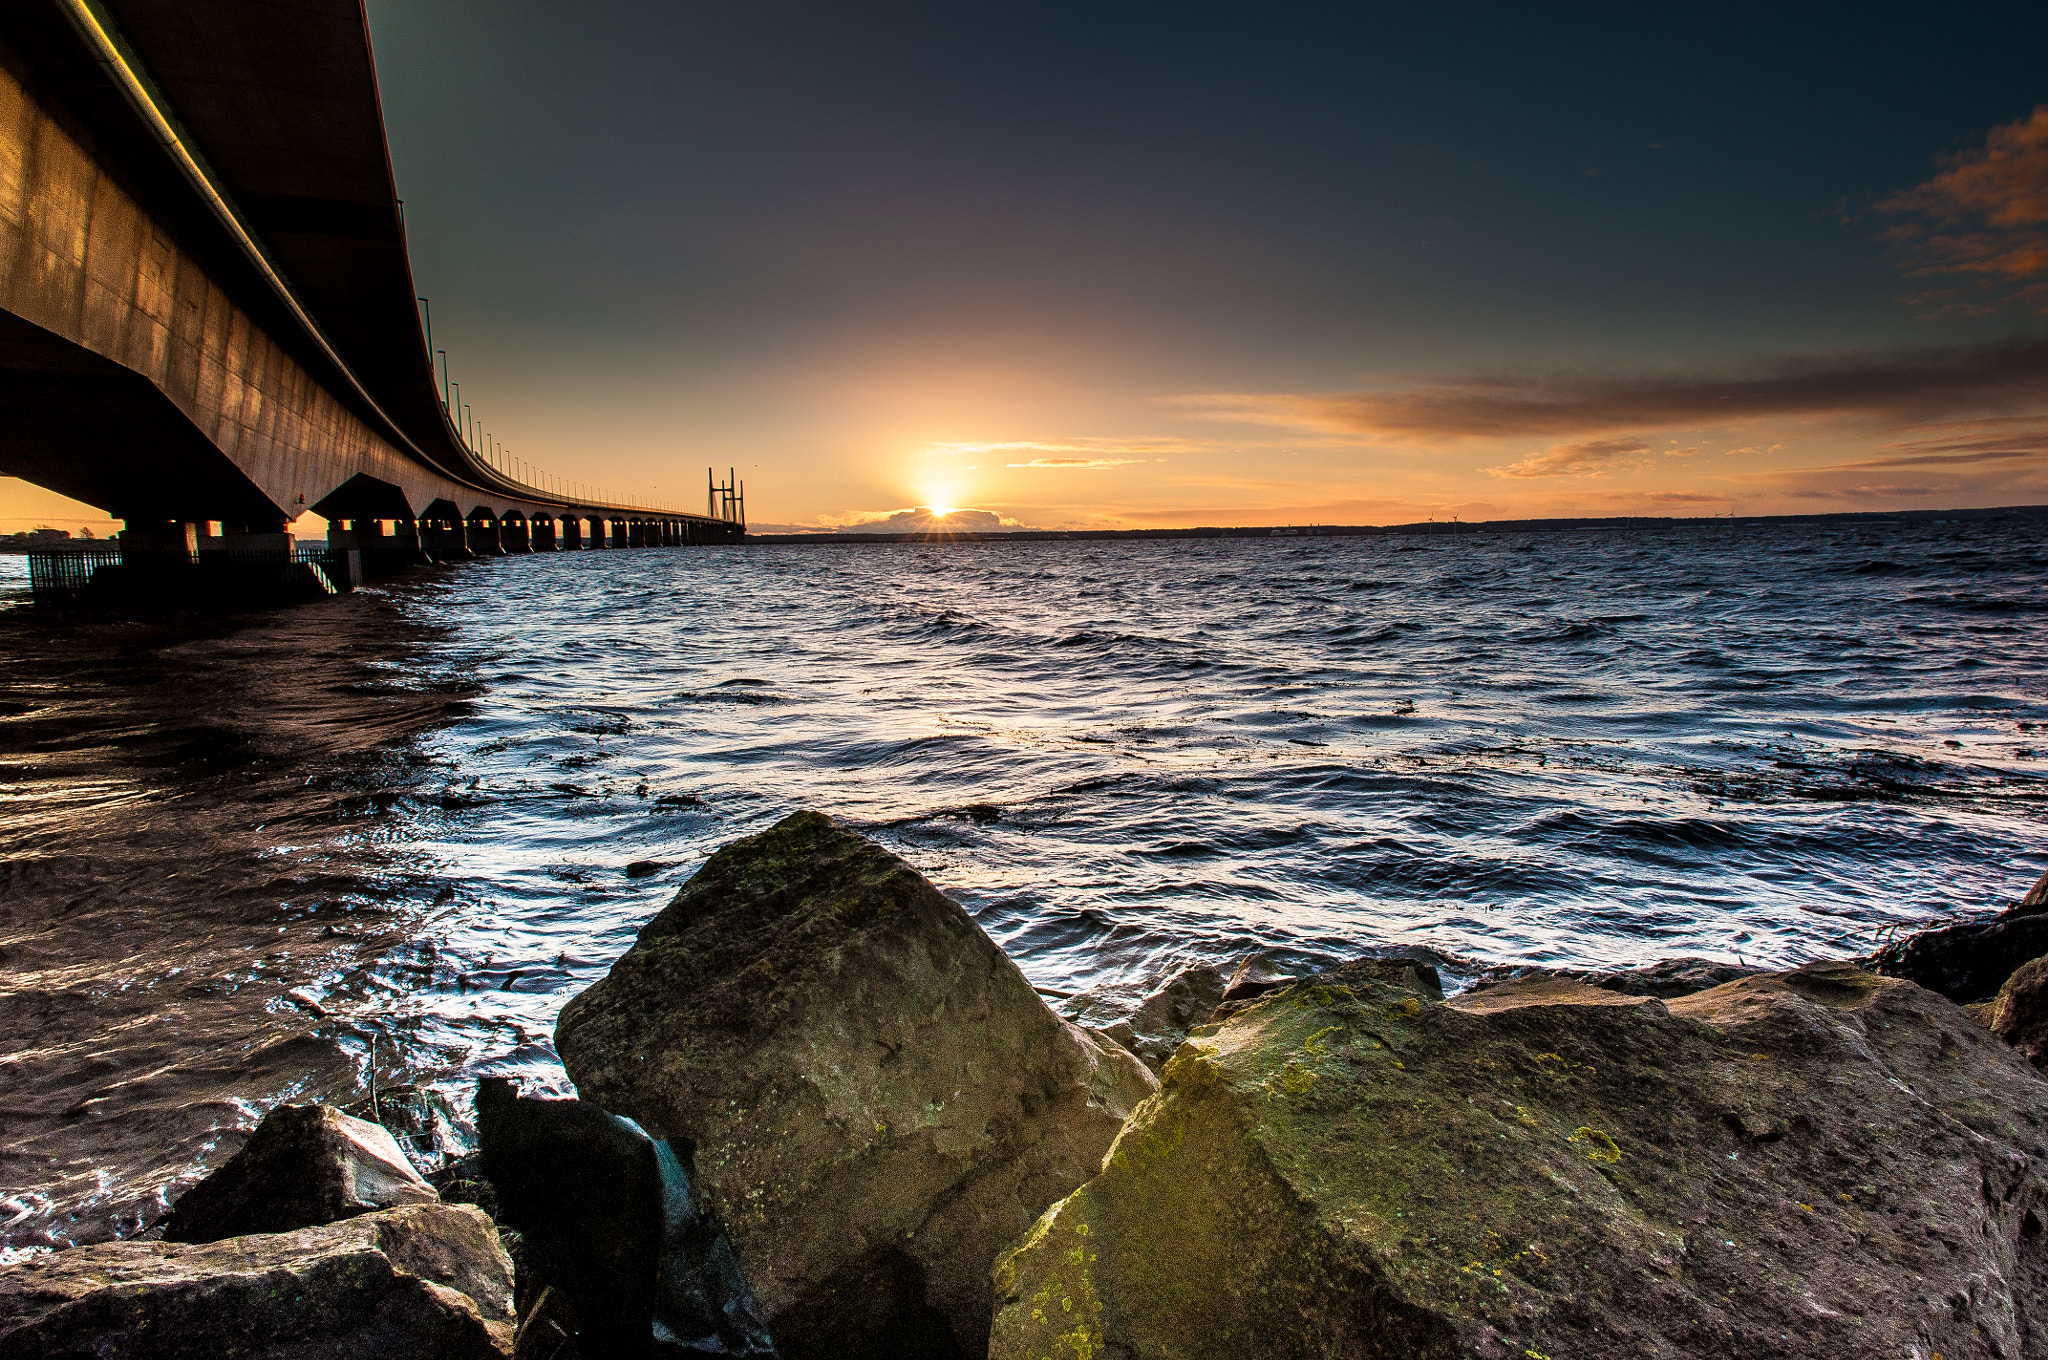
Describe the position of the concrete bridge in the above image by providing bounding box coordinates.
[0,0,742,585]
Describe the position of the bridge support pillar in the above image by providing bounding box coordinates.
[120,521,200,562]
[221,522,295,555]
[466,516,503,556]
[323,523,368,587]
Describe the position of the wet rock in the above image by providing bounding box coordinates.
[1091,964,1229,1073]
[626,860,668,879]
[475,1079,775,1359]
[991,958,2048,1360]
[158,1104,437,1243]
[1221,952,1299,1004]
[0,1203,514,1358]
[1992,955,2048,1070]
[556,810,1156,1360]
[1471,956,1765,1001]
[1869,867,2048,1002]
[477,1077,660,1356]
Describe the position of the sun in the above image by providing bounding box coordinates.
[928,503,956,517]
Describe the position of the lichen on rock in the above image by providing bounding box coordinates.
[991,957,2048,1360]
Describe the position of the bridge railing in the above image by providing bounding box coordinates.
[26,544,353,609]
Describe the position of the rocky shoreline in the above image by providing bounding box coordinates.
[6,811,2048,1357]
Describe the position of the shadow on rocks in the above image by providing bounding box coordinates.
[474,1077,774,1359]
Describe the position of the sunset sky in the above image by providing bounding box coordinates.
[10,1,2048,534]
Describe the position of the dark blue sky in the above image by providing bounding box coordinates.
[360,0,2048,526]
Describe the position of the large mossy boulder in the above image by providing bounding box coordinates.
[556,811,1156,1359]
[0,1203,514,1358]
[991,958,2048,1360]
[158,1104,437,1243]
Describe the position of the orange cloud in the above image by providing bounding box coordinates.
[1485,438,1652,478]
[1880,106,2048,314]
[1180,341,2048,440]
[1731,416,2048,503]
[1003,457,1148,469]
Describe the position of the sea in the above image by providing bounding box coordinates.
[2,520,2045,1251]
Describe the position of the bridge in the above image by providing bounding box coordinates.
[0,0,743,599]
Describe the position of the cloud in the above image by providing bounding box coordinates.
[840,506,1027,532]
[1731,417,2048,502]
[1178,340,2048,441]
[1485,438,1651,478]
[926,437,1197,458]
[748,505,1034,533]
[1880,106,2048,314]
[1003,457,1148,469]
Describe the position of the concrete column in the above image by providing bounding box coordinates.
[611,519,629,549]
[505,516,532,553]
[221,521,295,555]
[466,515,503,556]
[119,520,199,562]
[324,521,367,587]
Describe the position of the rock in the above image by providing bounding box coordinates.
[991,958,2048,1360]
[556,810,1157,1360]
[475,1077,773,1359]
[1222,952,1299,1004]
[0,1203,514,1358]
[477,1077,660,1356]
[626,860,668,879]
[1870,869,2048,1002]
[1090,965,1229,1073]
[158,1104,438,1243]
[1992,955,2048,1070]
[1572,956,1765,998]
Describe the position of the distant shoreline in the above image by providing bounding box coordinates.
[745,503,2048,545]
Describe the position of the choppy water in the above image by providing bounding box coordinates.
[4,522,2046,1249]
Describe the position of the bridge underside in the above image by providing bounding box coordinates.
[0,308,279,523]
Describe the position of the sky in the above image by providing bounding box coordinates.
[10,0,2048,534]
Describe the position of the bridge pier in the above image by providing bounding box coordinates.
[420,508,466,561]
[330,518,419,580]
[465,511,502,556]
[503,513,532,554]
[532,516,556,551]
[387,518,426,569]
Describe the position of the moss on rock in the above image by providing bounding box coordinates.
[992,958,2048,1359]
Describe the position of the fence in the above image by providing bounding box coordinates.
[26,543,355,609]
